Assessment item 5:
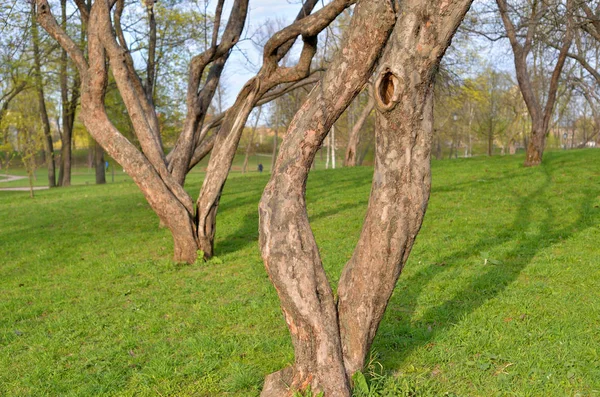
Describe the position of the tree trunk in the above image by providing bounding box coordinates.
[94,140,106,184]
[345,92,374,167]
[195,0,353,258]
[259,0,472,395]
[31,1,56,188]
[524,119,546,166]
[259,1,396,394]
[78,0,199,263]
[196,79,261,258]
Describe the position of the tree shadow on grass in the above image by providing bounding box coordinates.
[374,158,599,368]
[216,168,371,257]
[217,200,368,257]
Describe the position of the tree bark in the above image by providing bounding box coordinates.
[259,1,396,394]
[259,0,473,395]
[167,0,249,186]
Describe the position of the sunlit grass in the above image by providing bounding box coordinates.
[1,149,599,396]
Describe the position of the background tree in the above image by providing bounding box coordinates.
[31,1,57,187]
[36,0,353,263]
[495,0,575,166]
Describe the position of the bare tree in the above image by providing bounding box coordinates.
[259,0,473,395]
[36,0,353,263]
[496,0,574,166]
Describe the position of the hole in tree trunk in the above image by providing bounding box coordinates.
[378,71,396,106]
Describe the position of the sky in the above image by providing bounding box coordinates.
[216,0,515,108]
[219,0,309,107]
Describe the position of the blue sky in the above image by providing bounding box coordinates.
[219,0,316,107]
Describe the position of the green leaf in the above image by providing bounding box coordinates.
[352,371,370,395]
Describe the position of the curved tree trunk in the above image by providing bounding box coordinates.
[259,1,396,394]
[259,0,473,395]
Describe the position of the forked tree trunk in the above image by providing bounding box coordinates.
[259,0,396,390]
[496,0,573,167]
[37,0,344,264]
[78,0,199,263]
[259,0,473,395]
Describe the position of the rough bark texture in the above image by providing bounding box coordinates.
[37,0,198,263]
[337,0,473,373]
[496,0,573,167]
[259,0,473,395]
[259,1,396,395]
[167,0,248,186]
[344,87,374,167]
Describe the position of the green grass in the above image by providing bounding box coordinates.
[0,150,344,188]
[1,149,599,396]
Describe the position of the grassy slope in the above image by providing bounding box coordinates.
[0,150,599,396]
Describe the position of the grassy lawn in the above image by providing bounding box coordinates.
[0,151,342,188]
[1,149,599,396]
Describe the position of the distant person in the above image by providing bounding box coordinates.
[105,161,109,170]
[258,163,263,173]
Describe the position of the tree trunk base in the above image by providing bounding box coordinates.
[524,147,542,167]
[261,367,294,397]
[523,156,542,167]
[172,235,199,264]
[198,237,214,259]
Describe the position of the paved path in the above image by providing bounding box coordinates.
[0,174,49,191]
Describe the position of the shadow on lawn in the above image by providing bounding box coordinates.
[216,169,371,257]
[374,157,599,367]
